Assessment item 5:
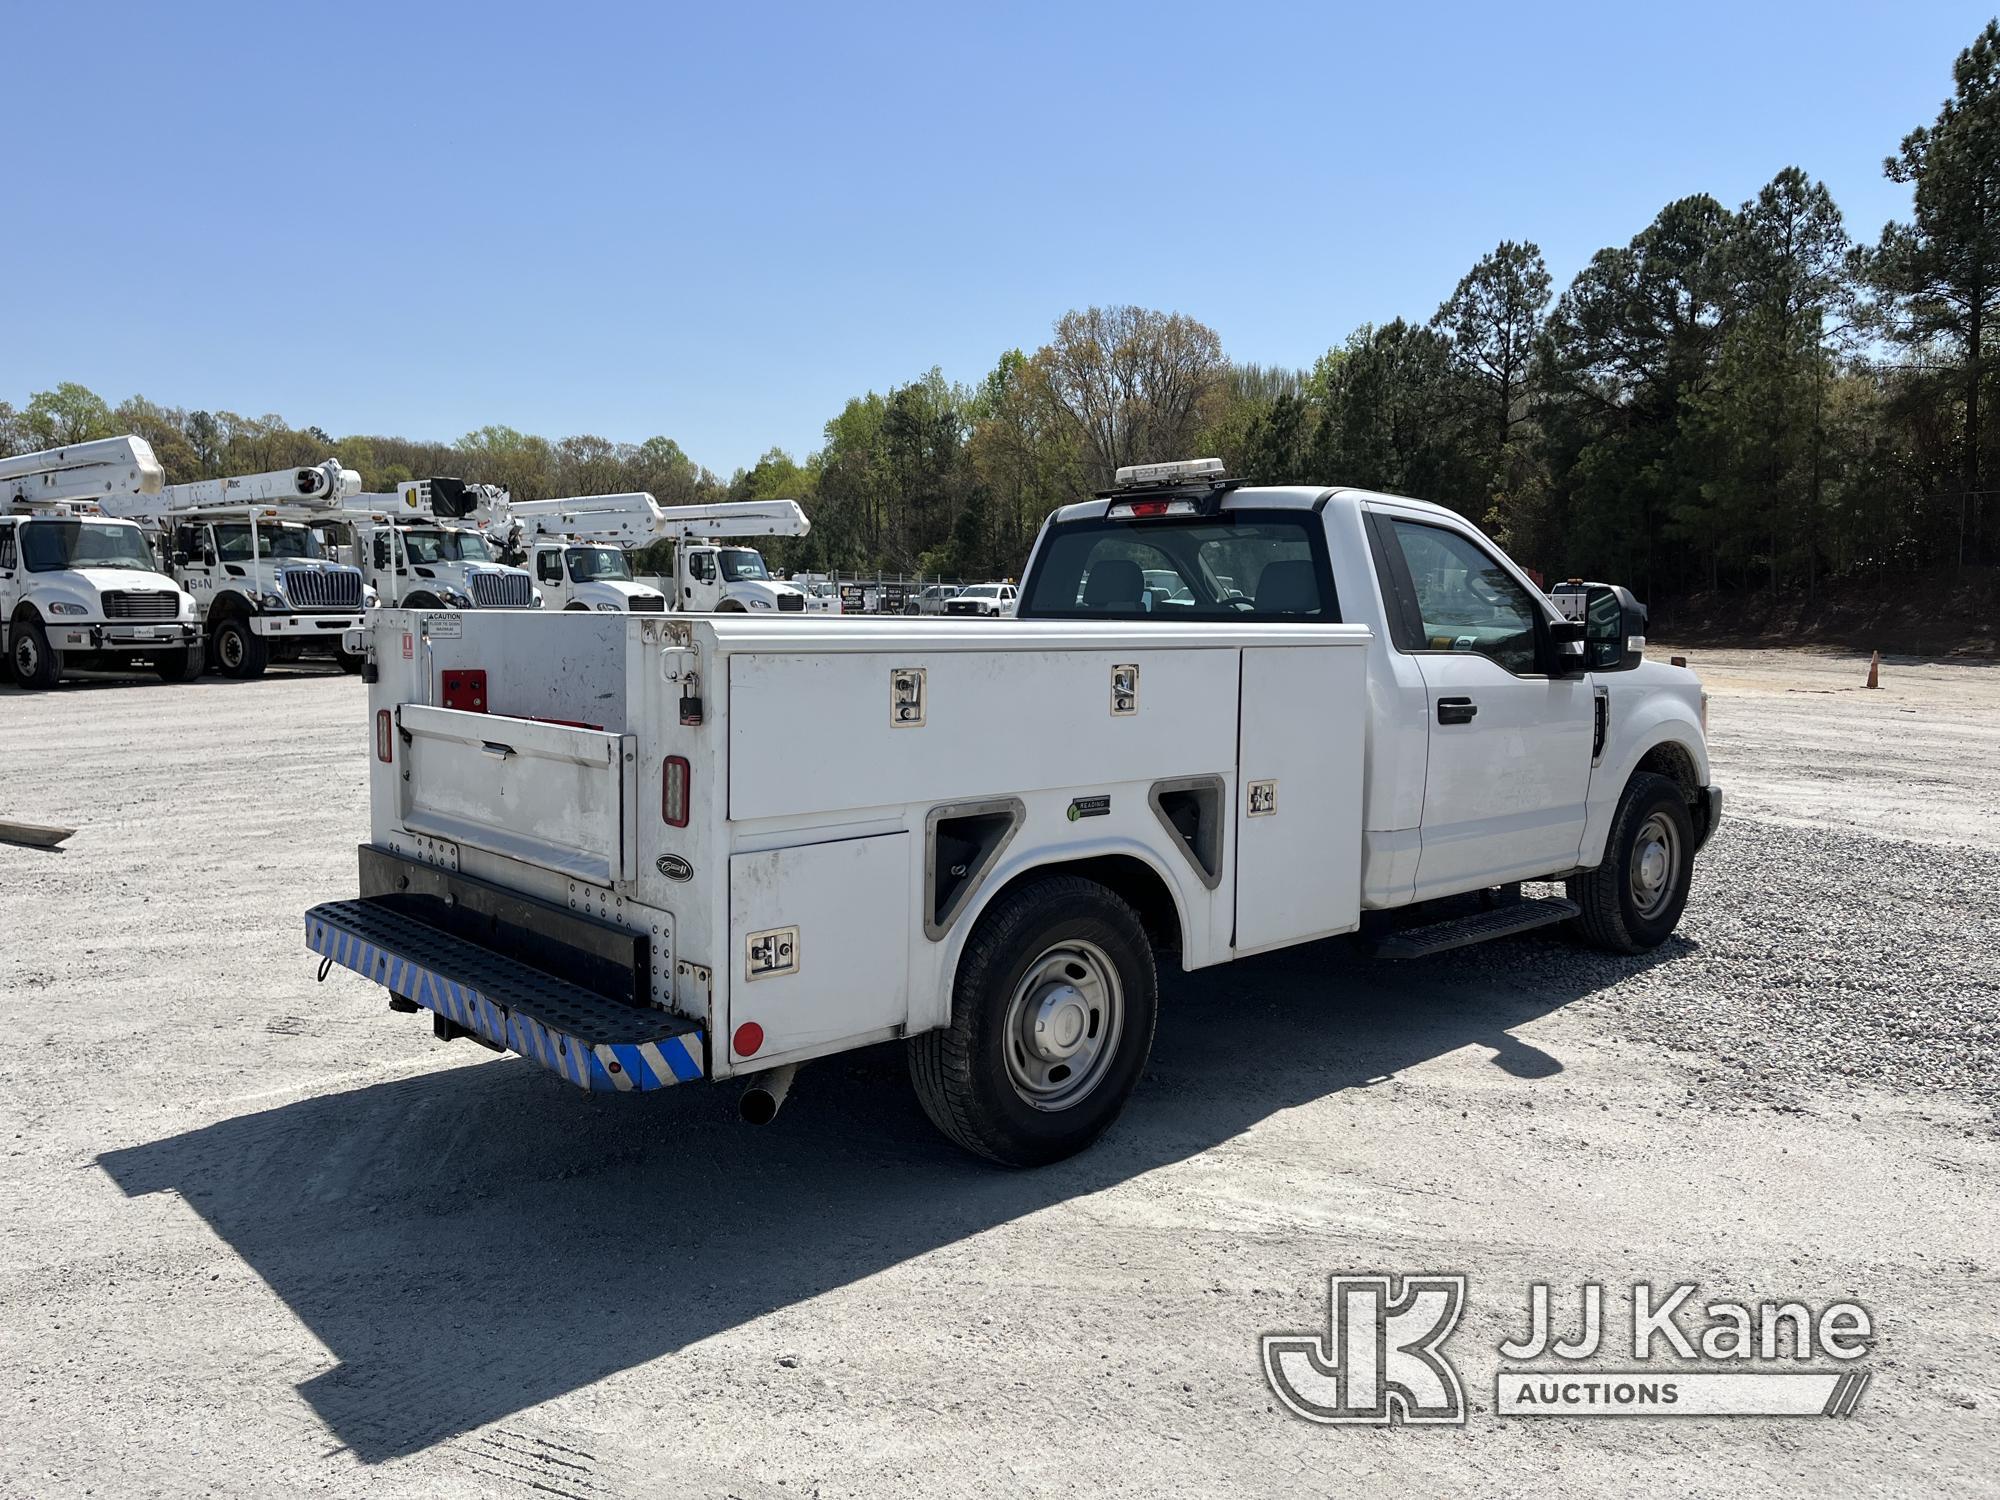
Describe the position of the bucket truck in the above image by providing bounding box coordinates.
[115,460,372,678]
[334,480,539,612]
[504,493,669,612]
[505,493,812,613]
[0,437,202,689]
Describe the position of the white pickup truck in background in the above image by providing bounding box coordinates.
[305,459,1719,1165]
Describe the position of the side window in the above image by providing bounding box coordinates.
[689,551,714,582]
[0,526,14,570]
[1387,519,1542,676]
[537,550,562,584]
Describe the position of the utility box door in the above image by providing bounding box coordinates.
[727,833,911,1069]
[1233,645,1366,954]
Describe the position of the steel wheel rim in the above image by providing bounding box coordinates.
[1002,939,1124,1112]
[1629,811,1682,921]
[218,629,243,669]
[15,634,40,677]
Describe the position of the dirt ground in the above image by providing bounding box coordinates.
[0,647,1994,1499]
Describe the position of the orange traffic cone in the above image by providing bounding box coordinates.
[1865,651,1880,690]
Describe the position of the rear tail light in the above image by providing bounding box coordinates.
[376,709,393,764]
[662,755,690,826]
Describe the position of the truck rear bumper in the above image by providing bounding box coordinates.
[305,899,704,1092]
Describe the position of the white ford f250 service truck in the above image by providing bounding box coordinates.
[304,459,1720,1166]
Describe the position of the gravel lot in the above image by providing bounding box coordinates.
[0,646,1994,1499]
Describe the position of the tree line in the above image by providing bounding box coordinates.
[9,19,2000,598]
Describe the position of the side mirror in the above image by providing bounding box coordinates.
[172,551,188,567]
[1583,584,1647,671]
[202,549,218,567]
[1547,617,1587,675]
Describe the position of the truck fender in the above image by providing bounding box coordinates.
[923,836,1194,1037]
[1579,707,1709,870]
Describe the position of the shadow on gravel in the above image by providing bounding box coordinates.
[97,933,1683,1463]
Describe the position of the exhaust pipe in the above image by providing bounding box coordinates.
[738,1063,799,1125]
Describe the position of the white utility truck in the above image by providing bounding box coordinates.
[338,480,538,611]
[304,460,1720,1166]
[505,492,672,613]
[636,498,812,614]
[505,492,815,614]
[114,460,371,678]
[0,438,203,688]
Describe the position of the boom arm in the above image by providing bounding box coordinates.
[108,459,362,521]
[508,494,811,545]
[1,436,164,510]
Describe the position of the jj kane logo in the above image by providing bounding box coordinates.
[1264,1275,1873,1426]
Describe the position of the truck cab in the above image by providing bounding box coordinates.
[528,540,666,612]
[1016,462,1717,916]
[168,507,368,677]
[0,503,203,689]
[352,520,539,611]
[674,543,807,613]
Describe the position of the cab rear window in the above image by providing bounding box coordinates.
[1019,512,1332,621]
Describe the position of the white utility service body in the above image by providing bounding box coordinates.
[306,466,1720,1164]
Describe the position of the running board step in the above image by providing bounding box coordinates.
[1369,896,1580,960]
[306,899,704,1091]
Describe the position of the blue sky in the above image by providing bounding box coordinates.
[2,1,1988,473]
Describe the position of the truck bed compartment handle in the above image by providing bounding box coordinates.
[481,740,516,759]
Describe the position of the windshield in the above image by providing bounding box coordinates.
[399,527,492,565]
[214,523,326,562]
[718,547,769,582]
[962,584,1000,598]
[567,547,631,581]
[22,520,160,574]
[1019,512,1330,620]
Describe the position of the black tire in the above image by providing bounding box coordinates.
[334,647,365,675]
[403,592,443,610]
[212,617,268,679]
[909,875,1158,1167]
[717,600,746,613]
[154,640,205,682]
[564,602,591,611]
[1566,772,1695,954]
[10,617,61,690]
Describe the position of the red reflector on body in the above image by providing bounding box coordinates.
[375,709,392,763]
[662,755,690,826]
[1128,500,1171,517]
[733,1022,764,1058]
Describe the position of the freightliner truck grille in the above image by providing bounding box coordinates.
[776,594,806,612]
[102,590,179,620]
[468,572,532,609]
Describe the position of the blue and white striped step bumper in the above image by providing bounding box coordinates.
[305,899,705,1092]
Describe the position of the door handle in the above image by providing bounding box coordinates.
[1437,697,1478,725]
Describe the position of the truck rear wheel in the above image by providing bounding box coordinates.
[909,875,1157,1167]
[10,619,61,690]
[1565,772,1695,954]
[154,640,205,682]
[212,617,268,679]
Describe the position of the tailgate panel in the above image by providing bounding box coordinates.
[397,703,638,885]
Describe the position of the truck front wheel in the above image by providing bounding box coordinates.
[910,875,1157,1167]
[10,619,61,690]
[154,640,205,682]
[213,617,268,679]
[1566,772,1695,954]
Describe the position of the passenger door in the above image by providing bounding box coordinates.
[535,546,568,607]
[1373,514,1595,896]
